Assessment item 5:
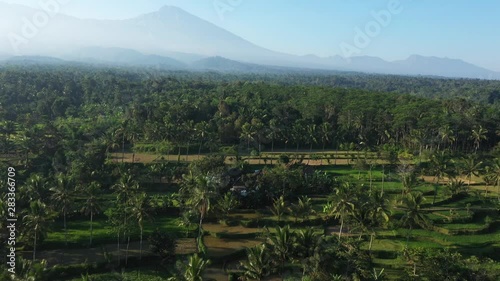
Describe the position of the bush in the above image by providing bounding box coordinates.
[278,154,290,164]
[148,229,177,262]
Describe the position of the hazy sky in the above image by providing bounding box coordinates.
[2,0,499,71]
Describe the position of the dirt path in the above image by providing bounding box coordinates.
[22,236,262,267]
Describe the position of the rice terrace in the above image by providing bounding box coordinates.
[1,1,500,281]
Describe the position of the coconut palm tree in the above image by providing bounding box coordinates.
[80,182,102,247]
[49,173,74,246]
[128,192,151,260]
[398,192,430,245]
[112,175,139,203]
[325,186,355,239]
[194,121,210,159]
[429,151,452,184]
[438,125,455,150]
[180,173,220,253]
[20,174,46,203]
[485,159,500,200]
[446,177,467,197]
[470,125,488,153]
[22,200,54,261]
[268,118,282,155]
[460,156,483,188]
[320,122,333,152]
[365,192,391,251]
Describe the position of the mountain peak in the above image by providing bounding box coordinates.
[158,5,189,15]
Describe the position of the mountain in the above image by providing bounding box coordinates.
[393,55,499,80]
[0,3,498,79]
[191,56,268,73]
[3,56,67,65]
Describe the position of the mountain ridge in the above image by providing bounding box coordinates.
[0,3,498,79]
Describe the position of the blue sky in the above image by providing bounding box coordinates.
[2,0,499,71]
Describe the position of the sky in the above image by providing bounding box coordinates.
[1,0,499,71]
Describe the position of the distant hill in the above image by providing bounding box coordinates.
[3,56,67,65]
[191,56,269,73]
[0,3,498,79]
[69,47,187,69]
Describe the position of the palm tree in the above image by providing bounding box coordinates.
[20,174,46,203]
[366,192,391,251]
[11,257,48,281]
[194,121,210,159]
[185,254,210,281]
[104,206,127,265]
[438,125,455,150]
[460,156,483,188]
[429,151,451,184]
[470,125,488,153]
[128,192,151,260]
[169,254,211,281]
[216,192,239,220]
[320,122,333,152]
[446,177,467,197]
[240,244,271,281]
[398,192,430,245]
[292,120,306,152]
[306,123,318,153]
[240,122,255,151]
[22,200,54,261]
[102,130,120,160]
[268,118,282,155]
[49,173,74,247]
[289,196,315,223]
[80,182,102,247]
[180,174,220,253]
[265,225,294,274]
[325,186,355,239]
[115,120,130,163]
[293,228,322,273]
[112,175,139,203]
[398,163,417,195]
[485,159,500,200]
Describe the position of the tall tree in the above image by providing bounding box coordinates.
[49,173,74,247]
[470,125,488,153]
[398,192,430,245]
[180,173,220,254]
[460,156,483,188]
[80,182,102,247]
[485,159,500,200]
[324,184,355,239]
[22,200,54,261]
[128,192,152,260]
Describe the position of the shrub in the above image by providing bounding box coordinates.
[148,229,177,262]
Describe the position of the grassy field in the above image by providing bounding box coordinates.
[22,153,499,280]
